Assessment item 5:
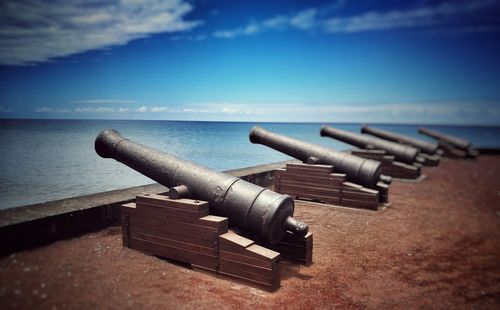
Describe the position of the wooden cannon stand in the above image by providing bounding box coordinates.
[274,163,391,210]
[121,194,313,292]
[349,149,423,180]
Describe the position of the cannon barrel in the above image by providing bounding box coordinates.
[361,125,439,155]
[249,126,387,189]
[418,127,470,150]
[95,129,308,244]
[320,125,423,165]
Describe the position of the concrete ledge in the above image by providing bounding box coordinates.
[0,160,295,256]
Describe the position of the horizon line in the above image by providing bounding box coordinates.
[1,117,499,128]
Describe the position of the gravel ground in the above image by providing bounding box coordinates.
[1,156,499,309]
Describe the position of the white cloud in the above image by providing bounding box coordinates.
[35,107,70,113]
[30,102,500,124]
[75,107,117,113]
[291,8,318,30]
[150,106,171,112]
[0,0,202,65]
[212,0,499,39]
[70,99,136,105]
[0,106,14,113]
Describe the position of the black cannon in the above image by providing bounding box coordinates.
[249,126,390,189]
[361,125,441,155]
[95,129,308,244]
[418,127,470,149]
[418,127,478,158]
[320,125,425,165]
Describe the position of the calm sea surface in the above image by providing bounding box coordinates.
[1,119,499,210]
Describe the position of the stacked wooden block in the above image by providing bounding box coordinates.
[274,163,383,210]
[274,163,345,205]
[350,149,421,179]
[120,194,312,291]
[219,231,281,290]
[121,194,227,271]
[264,231,313,266]
[341,182,380,209]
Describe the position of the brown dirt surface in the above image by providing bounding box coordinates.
[1,156,500,309]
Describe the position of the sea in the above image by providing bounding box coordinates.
[1,119,499,210]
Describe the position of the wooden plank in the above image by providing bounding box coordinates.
[285,166,332,177]
[130,231,217,256]
[281,173,344,186]
[279,183,341,196]
[286,163,334,172]
[341,192,378,204]
[264,232,313,265]
[130,215,220,237]
[341,198,378,209]
[219,232,280,262]
[246,244,281,262]
[136,195,209,212]
[199,215,229,230]
[121,216,130,248]
[130,237,218,270]
[121,202,136,217]
[219,250,276,269]
[129,218,219,245]
[135,203,210,225]
[342,182,363,189]
[293,194,341,205]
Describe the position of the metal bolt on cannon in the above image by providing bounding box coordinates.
[95,129,308,245]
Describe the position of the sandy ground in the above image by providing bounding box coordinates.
[1,156,499,309]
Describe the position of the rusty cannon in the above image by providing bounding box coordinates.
[95,129,308,244]
[249,126,391,189]
[320,125,425,165]
[418,127,478,158]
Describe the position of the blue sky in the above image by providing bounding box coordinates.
[0,0,500,124]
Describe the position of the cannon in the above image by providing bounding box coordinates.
[418,127,470,150]
[320,125,425,165]
[95,129,308,245]
[361,125,441,155]
[418,127,478,158]
[249,126,390,189]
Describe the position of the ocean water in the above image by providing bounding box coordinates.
[1,119,499,210]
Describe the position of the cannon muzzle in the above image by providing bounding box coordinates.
[361,125,440,155]
[95,129,308,244]
[320,125,422,165]
[249,126,387,189]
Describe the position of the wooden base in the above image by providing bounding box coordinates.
[274,163,388,210]
[121,194,313,291]
[350,149,421,179]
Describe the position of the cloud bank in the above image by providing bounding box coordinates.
[212,0,500,39]
[32,102,500,125]
[0,0,201,65]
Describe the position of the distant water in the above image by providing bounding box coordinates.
[1,119,499,210]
